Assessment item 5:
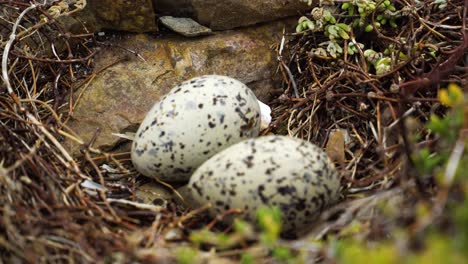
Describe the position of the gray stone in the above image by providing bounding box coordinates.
[159,16,212,37]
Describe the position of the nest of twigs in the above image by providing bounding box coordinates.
[0,2,185,262]
[270,0,467,192]
[0,0,466,263]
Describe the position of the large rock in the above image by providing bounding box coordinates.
[66,20,292,153]
[156,0,311,30]
[61,0,157,33]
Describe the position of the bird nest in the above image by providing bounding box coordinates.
[0,0,466,262]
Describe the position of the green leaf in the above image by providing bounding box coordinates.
[273,246,294,262]
[241,253,255,264]
[339,29,350,39]
[358,7,365,15]
[328,25,338,36]
[257,207,282,244]
[306,20,315,30]
[176,247,199,264]
[427,114,445,134]
[337,23,351,32]
[296,23,304,33]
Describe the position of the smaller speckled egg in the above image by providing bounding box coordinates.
[187,136,341,237]
[131,75,261,182]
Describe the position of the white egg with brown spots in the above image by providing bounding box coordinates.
[131,75,261,182]
[187,135,341,237]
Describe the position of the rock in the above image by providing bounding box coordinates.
[156,0,312,30]
[60,0,157,33]
[159,16,212,37]
[66,20,293,153]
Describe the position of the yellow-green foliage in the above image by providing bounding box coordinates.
[176,247,199,264]
[335,240,399,264]
[335,83,467,264]
[335,232,467,264]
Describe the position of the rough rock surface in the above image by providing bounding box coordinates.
[156,0,311,30]
[62,0,157,33]
[66,20,292,153]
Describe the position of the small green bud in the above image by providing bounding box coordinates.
[365,24,374,32]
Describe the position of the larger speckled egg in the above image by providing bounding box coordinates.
[131,75,261,182]
[187,136,341,236]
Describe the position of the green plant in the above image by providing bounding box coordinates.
[413,84,465,175]
[296,1,406,62]
[325,23,351,40]
[347,41,364,55]
[257,207,300,263]
[295,7,337,33]
[334,83,467,263]
[363,49,393,75]
[187,206,301,263]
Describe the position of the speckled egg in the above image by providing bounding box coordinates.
[187,135,341,236]
[131,75,261,182]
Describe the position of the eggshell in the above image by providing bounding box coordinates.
[187,135,341,236]
[131,75,261,182]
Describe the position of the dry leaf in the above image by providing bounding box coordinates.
[326,129,346,164]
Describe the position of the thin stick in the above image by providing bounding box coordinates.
[2,3,38,96]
